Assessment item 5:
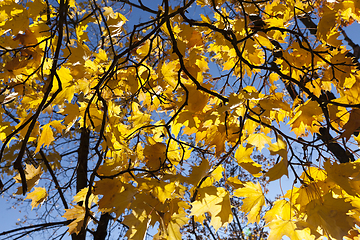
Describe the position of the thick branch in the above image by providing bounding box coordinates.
[77,128,90,193]
[94,213,111,240]
[73,128,90,240]
[0,220,72,236]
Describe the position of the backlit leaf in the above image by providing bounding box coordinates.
[234,182,265,223]
[14,164,43,194]
[246,133,272,151]
[25,187,47,209]
[191,186,233,231]
[35,123,55,153]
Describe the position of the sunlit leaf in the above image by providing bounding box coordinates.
[234,182,265,223]
[25,187,47,209]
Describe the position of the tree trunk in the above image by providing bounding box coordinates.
[94,213,111,240]
[72,128,90,240]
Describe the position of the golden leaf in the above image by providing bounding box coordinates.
[266,159,288,182]
[235,145,262,177]
[35,123,55,153]
[62,205,90,235]
[234,181,265,223]
[289,99,324,136]
[306,193,353,239]
[167,213,188,240]
[72,187,98,207]
[14,164,43,195]
[246,133,272,151]
[341,109,360,141]
[267,219,314,240]
[123,209,150,240]
[264,199,293,223]
[190,186,233,231]
[25,187,47,209]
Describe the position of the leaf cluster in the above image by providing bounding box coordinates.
[1,0,360,240]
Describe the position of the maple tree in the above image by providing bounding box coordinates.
[1,0,360,239]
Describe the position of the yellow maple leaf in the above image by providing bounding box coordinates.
[188,30,204,49]
[211,164,224,182]
[35,123,55,153]
[226,177,244,189]
[300,166,327,184]
[14,163,43,195]
[326,29,342,47]
[213,188,233,229]
[185,84,209,113]
[110,189,136,219]
[306,193,353,239]
[167,141,192,165]
[128,102,151,128]
[52,67,74,104]
[153,182,176,203]
[267,219,313,240]
[123,209,150,240]
[26,0,47,21]
[190,186,233,231]
[204,125,227,156]
[135,40,150,57]
[255,32,274,50]
[61,103,80,129]
[341,109,360,141]
[167,213,188,240]
[143,142,167,171]
[324,160,360,196]
[296,183,323,207]
[173,110,200,134]
[72,187,98,207]
[246,133,272,151]
[25,187,47,209]
[234,181,265,223]
[62,205,90,235]
[161,60,179,88]
[234,145,262,177]
[188,158,210,186]
[268,136,287,161]
[95,48,108,63]
[288,99,324,136]
[266,159,288,182]
[266,136,288,181]
[264,199,293,223]
[95,179,136,218]
[49,120,66,133]
[317,5,337,44]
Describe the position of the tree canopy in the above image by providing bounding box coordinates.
[1,0,360,239]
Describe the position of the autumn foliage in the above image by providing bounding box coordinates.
[1,0,360,239]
